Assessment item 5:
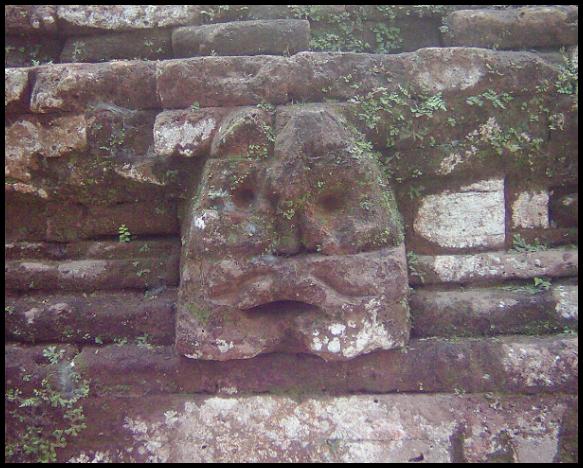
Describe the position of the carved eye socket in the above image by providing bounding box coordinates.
[232,187,256,208]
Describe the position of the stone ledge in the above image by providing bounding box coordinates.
[444,6,578,50]
[5,289,176,344]
[410,248,578,285]
[411,284,578,338]
[54,393,578,462]
[6,335,574,397]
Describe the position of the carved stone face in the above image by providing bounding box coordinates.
[177,105,410,360]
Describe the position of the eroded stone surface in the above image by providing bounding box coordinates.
[552,285,578,324]
[414,179,505,249]
[177,105,408,360]
[410,248,578,285]
[173,19,310,57]
[57,5,201,33]
[5,289,176,344]
[5,68,30,114]
[5,5,58,34]
[444,6,579,49]
[53,393,575,462]
[31,61,158,113]
[511,190,549,229]
[5,114,87,182]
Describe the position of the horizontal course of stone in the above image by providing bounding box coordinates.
[7,335,577,397]
[5,6,577,67]
[5,282,578,344]
[410,248,578,285]
[51,393,576,463]
[5,240,180,291]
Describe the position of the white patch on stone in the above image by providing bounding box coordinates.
[193,210,218,230]
[511,190,549,229]
[311,336,323,351]
[327,338,341,353]
[24,307,41,325]
[552,285,578,320]
[414,178,505,249]
[155,116,216,157]
[216,339,234,353]
[329,324,346,336]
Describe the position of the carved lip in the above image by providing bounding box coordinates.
[201,245,408,311]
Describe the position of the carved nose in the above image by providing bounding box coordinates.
[273,199,303,256]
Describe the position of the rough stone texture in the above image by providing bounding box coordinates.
[60,29,172,63]
[173,20,310,57]
[413,179,505,250]
[550,187,578,228]
[157,48,562,109]
[410,285,574,337]
[5,240,180,291]
[57,335,578,398]
[154,108,228,158]
[5,68,30,114]
[5,114,86,182]
[55,393,575,463]
[45,201,178,241]
[5,5,58,35]
[552,285,578,327]
[5,289,176,344]
[511,190,550,229]
[30,61,159,113]
[56,5,201,33]
[177,105,408,360]
[5,35,62,67]
[410,248,578,285]
[444,6,579,49]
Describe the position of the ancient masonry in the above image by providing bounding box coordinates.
[4,5,578,463]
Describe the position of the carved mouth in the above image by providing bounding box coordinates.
[242,300,322,318]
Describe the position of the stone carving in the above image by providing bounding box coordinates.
[176,105,409,360]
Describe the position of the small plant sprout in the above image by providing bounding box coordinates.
[118,225,131,243]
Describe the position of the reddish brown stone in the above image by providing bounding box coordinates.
[30,61,159,113]
[5,68,30,114]
[172,19,310,57]
[177,106,408,360]
[444,6,578,49]
[5,5,58,35]
[5,289,176,344]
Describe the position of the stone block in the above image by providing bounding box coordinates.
[56,5,201,33]
[5,114,87,182]
[444,6,578,49]
[550,187,578,228]
[5,68,30,114]
[173,20,310,57]
[61,29,172,63]
[31,61,158,113]
[511,190,550,229]
[154,108,228,158]
[410,248,578,285]
[5,5,58,35]
[410,286,570,337]
[413,179,505,250]
[5,289,176,344]
[552,285,578,327]
[5,36,63,67]
[56,393,574,462]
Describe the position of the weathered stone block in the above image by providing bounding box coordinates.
[550,187,578,228]
[511,189,550,229]
[410,248,578,285]
[552,285,578,327]
[5,5,58,35]
[5,36,63,67]
[5,114,87,182]
[31,61,158,113]
[5,289,176,344]
[154,108,228,158]
[5,193,47,242]
[413,179,505,250]
[5,240,180,291]
[444,6,579,49]
[58,393,575,462]
[5,68,30,114]
[173,20,310,57]
[177,106,408,360]
[61,29,172,63]
[410,286,570,337]
[56,5,201,33]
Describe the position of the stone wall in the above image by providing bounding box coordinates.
[4,5,578,463]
